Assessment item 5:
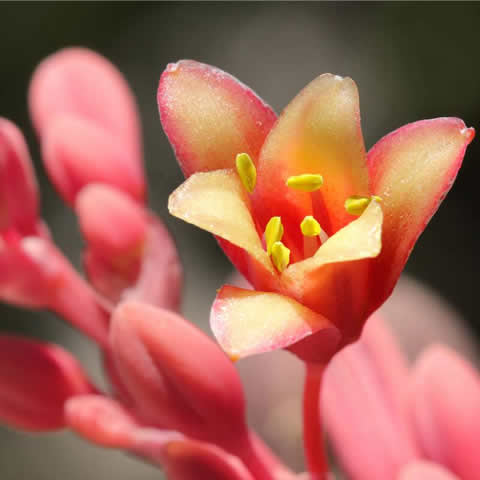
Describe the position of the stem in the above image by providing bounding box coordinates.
[303,362,329,480]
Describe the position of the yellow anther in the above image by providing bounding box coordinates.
[286,174,324,192]
[301,216,321,237]
[271,241,290,273]
[264,216,284,255]
[235,153,256,193]
[345,195,382,216]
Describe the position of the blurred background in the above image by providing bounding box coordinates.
[0,2,478,478]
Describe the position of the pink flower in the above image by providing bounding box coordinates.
[159,60,474,364]
[323,314,480,480]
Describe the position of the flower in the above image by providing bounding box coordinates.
[322,314,480,480]
[159,60,474,364]
[0,48,297,480]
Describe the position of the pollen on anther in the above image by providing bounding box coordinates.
[271,241,290,273]
[301,216,321,237]
[265,216,284,255]
[286,174,324,192]
[235,153,256,193]
[345,195,382,216]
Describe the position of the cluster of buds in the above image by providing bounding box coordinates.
[0,47,476,480]
[0,48,291,480]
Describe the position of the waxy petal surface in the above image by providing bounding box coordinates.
[158,60,276,177]
[253,73,368,255]
[211,286,339,363]
[169,169,276,282]
[282,200,382,336]
[29,47,141,163]
[367,118,474,308]
[408,346,480,480]
[0,335,93,431]
[0,119,39,235]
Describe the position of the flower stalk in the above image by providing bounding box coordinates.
[303,363,329,480]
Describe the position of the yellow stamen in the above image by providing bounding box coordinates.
[286,174,324,192]
[264,216,284,255]
[235,153,256,193]
[345,195,382,216]
[300,216,321,237]
[271,241,290,273]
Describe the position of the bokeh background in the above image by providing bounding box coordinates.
[0,2,478,478]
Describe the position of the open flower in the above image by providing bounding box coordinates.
[159,60,474,364]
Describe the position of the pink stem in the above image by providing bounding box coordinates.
[303,362,329,479]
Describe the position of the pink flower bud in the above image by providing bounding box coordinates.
[109,301,247,443]
[0,335,94,431]
[41,115,145,205]
[76,184,182,309]
[0,118,39,235]
[0,235,108,345]
[65,394,139,448]
[29,47,142,166]
[154,436,255,480]
[76,184,148,303]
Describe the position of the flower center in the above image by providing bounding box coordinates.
[235,152,381,273]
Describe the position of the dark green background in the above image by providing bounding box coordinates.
[0,2,477,478]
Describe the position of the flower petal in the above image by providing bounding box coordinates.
[158,60,276,177]
[0,335,94,431]
[253,73,368,256]
[211,286,340,363]
[367,118,474,309]
[408,346,480,480]
[282,200,382,337]
[168,169,276,285]
[29,47,141,163]
[0,119,39,235]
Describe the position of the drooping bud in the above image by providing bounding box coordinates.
[0,335,94,431]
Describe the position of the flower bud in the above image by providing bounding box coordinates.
[0,335,94,431]
[109,301,247,442]
[0,118,39,235]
